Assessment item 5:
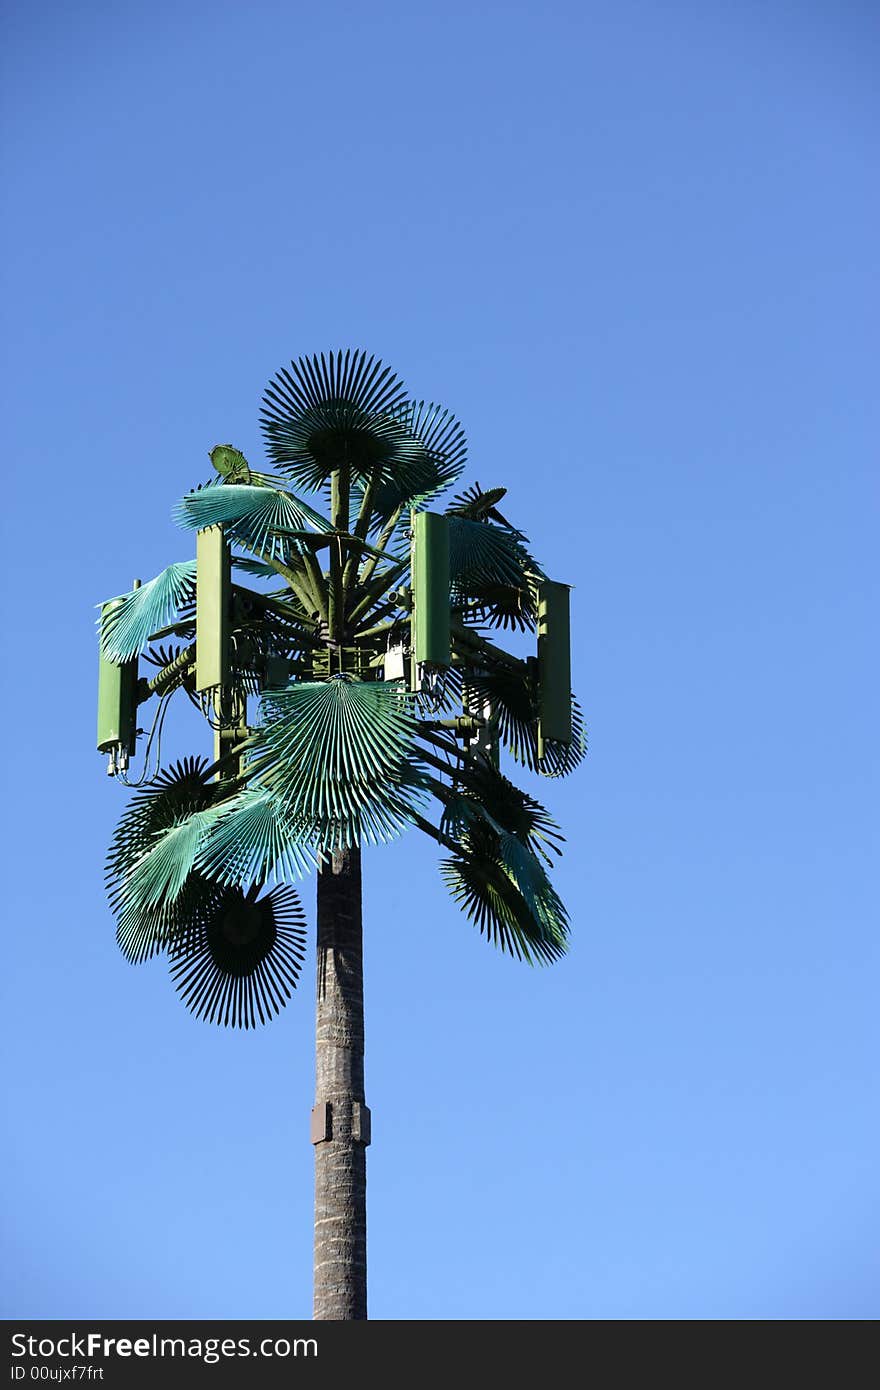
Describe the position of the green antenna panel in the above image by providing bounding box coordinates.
[97,601,137,755]
[412,511,450,668]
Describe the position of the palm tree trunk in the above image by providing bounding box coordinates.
[312,847,369,1320]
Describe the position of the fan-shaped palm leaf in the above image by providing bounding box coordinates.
[106,758,219,962]
[175,482,330,557]
[494,831,559,917]
[115,872,223,965]
[106,757,213,890]
[114,780,308,936]
[437,759,564,864]
[398,399,467,497]
[260,349,430,492]
[169,883,307,1028]
[119,811,217,916]
[256,675,424,849]
[537,695,588,778]
[194,785,319,887]
[439,851,568,964]
[356,400,468,524]
[447,516,542,595]
[99,561,197,662]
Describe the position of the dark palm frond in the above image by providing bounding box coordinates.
[437,757,564,864]
[143,643,185,670]
[447,482,520,531]
[168,883,307,1029]
[138,644,198,698]
[399,399,467,499]
[232,555,281,579]
[458,663,536,764]
[260,349,428,492]
[106,757,214,887]
[111,777,315,960]
[411,663,466,718]
[454,664,587,779]
[175,482,330,557]
[494,831,562,917]
[99,562,198,662]
[537,697,588,777]
[115,872,224,967]
[447,516,543,595]
[460,580,540,631]
[106,758,220,962]
[436,789,483,842]
[356,400,468,525]
[439,850,568,965]
[255,675,424,850]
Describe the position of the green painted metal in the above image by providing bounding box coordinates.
[412,510,450,668]
[210,443,252,483]
[265,654,293,689]
[196,526,231,693]
[537,581,572,755]
[97,600,137,753]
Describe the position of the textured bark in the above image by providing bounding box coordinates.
[313,847,367,1320]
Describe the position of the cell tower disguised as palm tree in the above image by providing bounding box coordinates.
[96,350,586,1320]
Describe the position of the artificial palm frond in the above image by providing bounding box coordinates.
[357,400,468,525]
[143,643,184,669]
[436,758,564,864]
[168,883,307,1028]
[260,349,431,492]
[232,555,281,579]
[458,663,535,762]
[255,675,424,850]
[315,777,430,853]
[99,561,197,662]
[461,580,540,631]
[106,758,220,962]
[175,482,330,557]
[452,664,587,778]
[399,399,467,498]
[447,516,542,595]
[446,482,521,531]
[194,785,319,887]
[106,757,214,890]
[115,872,223,966]
[135,643,197,700]
[439,850,568,964]
[538,695,588,777]
[112,778,315,958]
[494,831,560,917]
[430,739,569,962]
[119,813,213,916]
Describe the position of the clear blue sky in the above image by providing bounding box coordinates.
[1,0,876,1320]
